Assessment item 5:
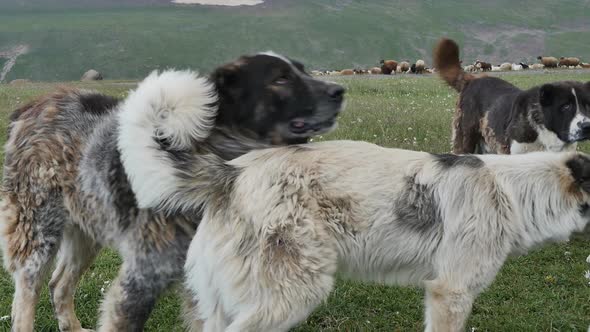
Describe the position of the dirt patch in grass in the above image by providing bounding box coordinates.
[171,0,264,5]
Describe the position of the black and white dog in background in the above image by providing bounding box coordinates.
[124,84,590,331]
[0,53,344,331]
[434,38,590,154]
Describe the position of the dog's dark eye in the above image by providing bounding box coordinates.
[562,104,572,112]
[273,75,290,85]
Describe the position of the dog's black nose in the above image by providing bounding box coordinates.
[328,85,345,101]
[578,122,590,130]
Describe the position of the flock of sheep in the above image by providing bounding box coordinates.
[464,56,590,73]
[311,55,590,76]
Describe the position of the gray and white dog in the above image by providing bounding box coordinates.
[127,94,590,331]
[0,53,344,331]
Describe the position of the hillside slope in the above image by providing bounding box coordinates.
[0,0,588,81]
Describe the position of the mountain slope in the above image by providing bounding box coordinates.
[0,0,589,81]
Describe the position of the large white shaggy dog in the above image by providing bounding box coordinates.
[125,95,590,331]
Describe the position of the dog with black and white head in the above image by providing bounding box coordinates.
[0,52,343,331]
[434,38,590,154]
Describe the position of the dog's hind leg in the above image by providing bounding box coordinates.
[223,239,337,330]
[451,101,466,154]
[49,225,100,332]
[0,195,65,332]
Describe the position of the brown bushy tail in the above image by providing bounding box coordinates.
[433,38,473,92]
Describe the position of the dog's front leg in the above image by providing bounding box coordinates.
[97,250,182,332]
[423,280,475,332]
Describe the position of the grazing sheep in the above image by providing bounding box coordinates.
[499,62,512,71]
[559,57,581,67]
[519,62,529,69]
[464,64,476,72]
[475,60,492,71]
[581,63,590,69]
[491,65,501,72]
[411,59,426,74]
[530,63,545,70]
[379,59,398,75]
[369,67,382,74]
[398,61,410,73]
[511,63,523,71]
[310,70,322,76]
[340,69,354,75]
[537,56,558,68]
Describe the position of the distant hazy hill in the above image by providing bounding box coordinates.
[0,0,589,81]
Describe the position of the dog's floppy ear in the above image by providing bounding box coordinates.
[210,57,248,99]
[512,93,529,113]
[585,81,590,91]
[289,58,306,73]
[211,64,240,89]
[539,84,556,106]
[508,93,540,137]
[566,154,590,193]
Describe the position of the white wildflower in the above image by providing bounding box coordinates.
[0,316,9,322]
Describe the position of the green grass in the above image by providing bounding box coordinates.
[1,72,590,331]
[0,0,589,82]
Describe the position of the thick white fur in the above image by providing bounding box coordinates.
[182,141,590,331]
[117,69,217,209]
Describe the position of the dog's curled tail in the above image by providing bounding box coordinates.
[433,38,472,92]
[118,69,222,210]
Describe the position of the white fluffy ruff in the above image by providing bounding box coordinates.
[117,69,217,209]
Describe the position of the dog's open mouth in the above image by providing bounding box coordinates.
[289,118,336,135]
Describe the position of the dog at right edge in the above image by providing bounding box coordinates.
[434,38,590,154]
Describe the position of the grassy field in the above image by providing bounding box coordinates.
[1,71,590,331]
[1,0,589,82]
